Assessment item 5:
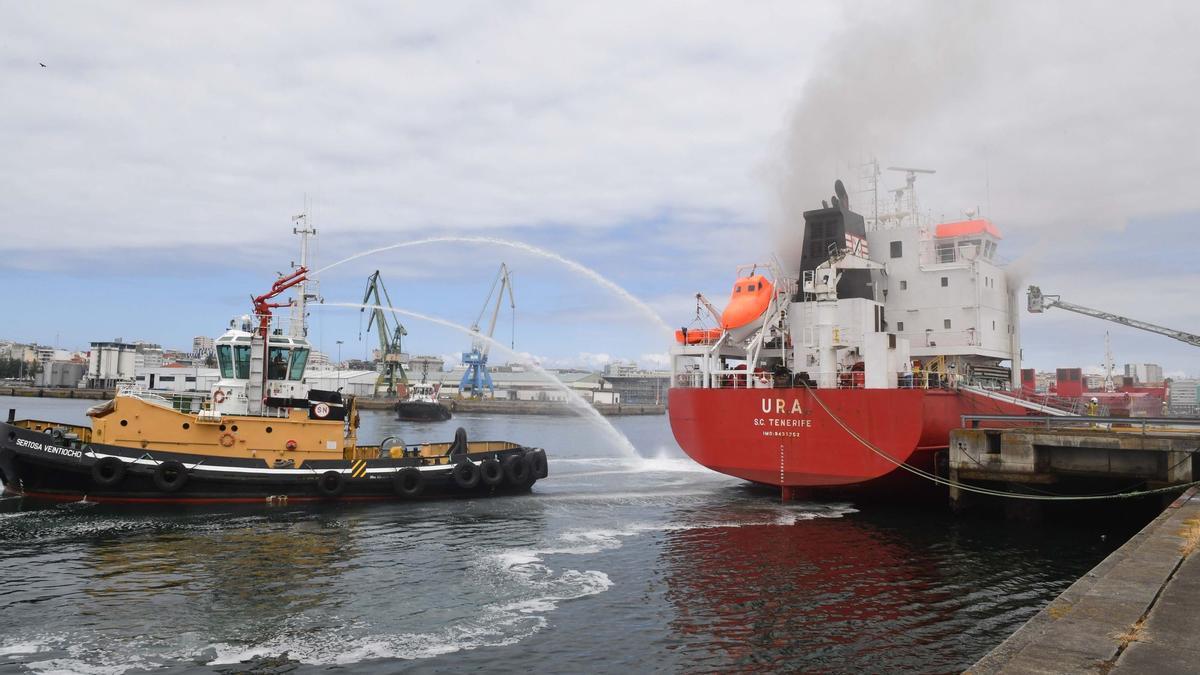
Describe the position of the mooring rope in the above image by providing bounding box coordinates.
[801,383,1200,501]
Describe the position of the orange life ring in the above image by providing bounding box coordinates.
[213,390,226,404]
[219,432,236,447]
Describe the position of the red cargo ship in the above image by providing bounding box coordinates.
[668,172,1051,498]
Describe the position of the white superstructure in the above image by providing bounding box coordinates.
[671,173,1020,391]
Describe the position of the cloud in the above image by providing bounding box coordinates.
[4,2,1200,375]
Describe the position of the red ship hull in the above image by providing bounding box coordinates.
[668,387,1031,490]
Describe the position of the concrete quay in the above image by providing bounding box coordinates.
[0,385,112,400]
[356,396,665,416]
[949,419,1200,512]
[969,486,1200,674]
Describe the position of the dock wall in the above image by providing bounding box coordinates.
[969,486,1200,673]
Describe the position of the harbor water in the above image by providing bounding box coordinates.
[0,396,1143,673]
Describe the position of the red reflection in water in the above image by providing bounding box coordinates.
[660,514,962,671]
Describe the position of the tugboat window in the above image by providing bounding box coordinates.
[289,348,310,381]
[890,241,902,258]
[268,347,290,380]
[234,345,252,379]
[217,345,234,379]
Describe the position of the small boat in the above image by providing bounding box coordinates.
[0,265,548,504]
[395,382,453,421]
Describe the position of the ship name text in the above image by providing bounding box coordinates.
[14,437,83,458]
[754,396,813,435]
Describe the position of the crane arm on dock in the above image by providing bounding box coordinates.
[1027,285,1200,348]
[361,270,409,394]
[471,263,516,356]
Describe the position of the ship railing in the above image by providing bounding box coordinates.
[836,371,866,389]
[897,372,953,389]
[116,384,176,409]
[673,369,778,389]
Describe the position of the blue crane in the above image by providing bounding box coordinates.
[460,263,515,398]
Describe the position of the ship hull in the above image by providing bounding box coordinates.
[0,423,544,504]
[395,401,453,421]
[668,387,1031,493]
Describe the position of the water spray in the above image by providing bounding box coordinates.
[314,237,673,337]
[317,302,641,459]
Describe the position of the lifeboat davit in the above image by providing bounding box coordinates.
[674,274,776,345]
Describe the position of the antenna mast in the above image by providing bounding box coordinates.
[885,166,936,226]
[290,204,319,338]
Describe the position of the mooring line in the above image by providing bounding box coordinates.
[802,383,1200,502]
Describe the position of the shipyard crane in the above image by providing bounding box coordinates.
[1027,285,1200,349]
[460,263,515,399]
[361,270,408,396]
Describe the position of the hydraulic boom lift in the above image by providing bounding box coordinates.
[1027,285,1200,349]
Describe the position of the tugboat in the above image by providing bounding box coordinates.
[395,382,453,421]
[0,265,548,504]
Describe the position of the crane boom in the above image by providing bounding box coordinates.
[480,263,515,357]
[361,271,409,395]
[460,264,516,398]
[1027,285,1200,349]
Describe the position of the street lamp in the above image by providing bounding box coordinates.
[336,340,344,392]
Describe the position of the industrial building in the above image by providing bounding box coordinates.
[600,362,671,405]
[1168,379,1200,415]
[1125,363,1165,385]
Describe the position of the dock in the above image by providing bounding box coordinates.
[968,486,1200,673]
[949,416,1200,513]
[355,397,665,416]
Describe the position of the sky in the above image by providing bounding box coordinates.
[3,1,1199,375]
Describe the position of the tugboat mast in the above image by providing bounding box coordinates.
[290,208,318,338]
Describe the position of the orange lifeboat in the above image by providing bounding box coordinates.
[674,327,723,345]
[720,275,774,329]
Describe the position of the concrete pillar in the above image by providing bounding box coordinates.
[1166,450,1193,483]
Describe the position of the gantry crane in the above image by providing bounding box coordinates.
[361,270,408,396]
[1027,285,1200,349]
[460,263,515,399]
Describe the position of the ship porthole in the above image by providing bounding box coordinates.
[265,426,273,433]
[231,425,239,432]
[182,423,190,430]
[219,424,227,431]
[120,419,128,427]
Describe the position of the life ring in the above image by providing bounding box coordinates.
[153,460,189,493]
[213,390,226,404]
[393,467,425,498]
[502,454,531,487]
[479,458,504,486]
[452,461,481,490]
[528,449,549,479]
[91,456,127,487]
[317,470,344,498]
[219,432,236,447]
